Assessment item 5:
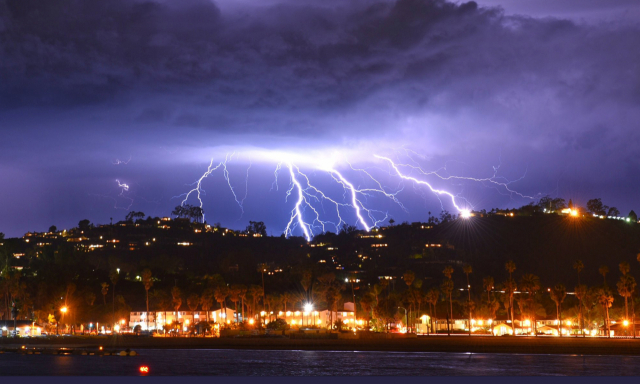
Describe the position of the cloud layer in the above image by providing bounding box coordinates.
[1,0,639,236]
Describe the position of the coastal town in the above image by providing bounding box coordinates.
[2,196,640,342]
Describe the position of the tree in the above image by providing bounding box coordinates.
[403,270,415,330]
[200,288,214,325]
[109,270,119,325]
[617,274,636,321]
[101,282,109,305]
[301,270,312,302]
[171,286,183,331]
[214,286,229,323]
[48,225,57,233]
[538,196,566,211]
[550,284,567,337]
[425,289,439,334]
[78,219,91,230]
[245,221,267,236]
[483,276,494,303]
[442,265,454,333]
[125,211,145,222]
[574,284,587,338]
[440,279,454,336]
[141,269,153,330]
[229,285,243,323]
[573,260,584,285]
[172,204,204,222]
[149,289,171,336]
[462,265,472,336]
[237,285,248,323]
[248,285,263,318]
[586,198,607,216]
[187,293,200,312]
[520,274,540,335]
[596,288,614,337]
[505,260,516,324]
[607,207,620,217]
[281,291,292,314]
[599,265,609,286]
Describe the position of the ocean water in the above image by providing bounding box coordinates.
[1,349,640,376]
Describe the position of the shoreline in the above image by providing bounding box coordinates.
[3,336,640,356]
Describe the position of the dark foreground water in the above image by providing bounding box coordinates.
[2,349,640,376]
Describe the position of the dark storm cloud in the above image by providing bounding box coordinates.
[2,0,638,140]
[1,0,639,236]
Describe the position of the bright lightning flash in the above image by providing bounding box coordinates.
[179,150,532,240]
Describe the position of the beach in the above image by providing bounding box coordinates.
[2,335,640,356]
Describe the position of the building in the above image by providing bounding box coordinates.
[0,320,44,337]
[129,308,237,331]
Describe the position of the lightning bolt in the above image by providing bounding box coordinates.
[375,155,469,212]
[114,179,134,210]
[284,163,313,241]
[174,159,224,222]
[112,156,131,165]
[181,150,535,240]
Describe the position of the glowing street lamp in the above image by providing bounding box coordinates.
[304,303,313,326]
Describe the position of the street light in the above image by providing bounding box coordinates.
[398,307,408,333]
[304,303,313,327]
[59,306,68,335]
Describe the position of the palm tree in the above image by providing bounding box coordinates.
[573,260,584,285]
[505,260,516,324]
[187,293,200,311]
[596,287,614,337]
[442,265,454,334]
[149,289,171,336]
[248,285,263,319]
[618,262,632,321]
[550,284,566,337]
[214,286,229,324]
[599,265,609,286]
[440,279,454,336]
[483,276,494,303]
[503,278,517,326]
[237,285,248,323]
[520,274,540,335]
[462,265,472,336]
[426,289,439,334]
[171,286,182,334]
[403,270,415,329]
[281,292,292,314]
[200,288,214,325]
[301,270,312,302]
[317,273,337,327]
[617,274,635,321]
[229,285,241,324]
[620,261,630,276]
[141,269,153,330]
[101,282,109,305]
[574,284,587,337]
[109,270,119,325]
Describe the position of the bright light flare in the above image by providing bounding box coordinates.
[460,209,472,219]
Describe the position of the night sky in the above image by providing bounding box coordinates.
[1,0,639,238]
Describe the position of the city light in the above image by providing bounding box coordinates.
[60,306,68,313]
[304,303,313,313]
